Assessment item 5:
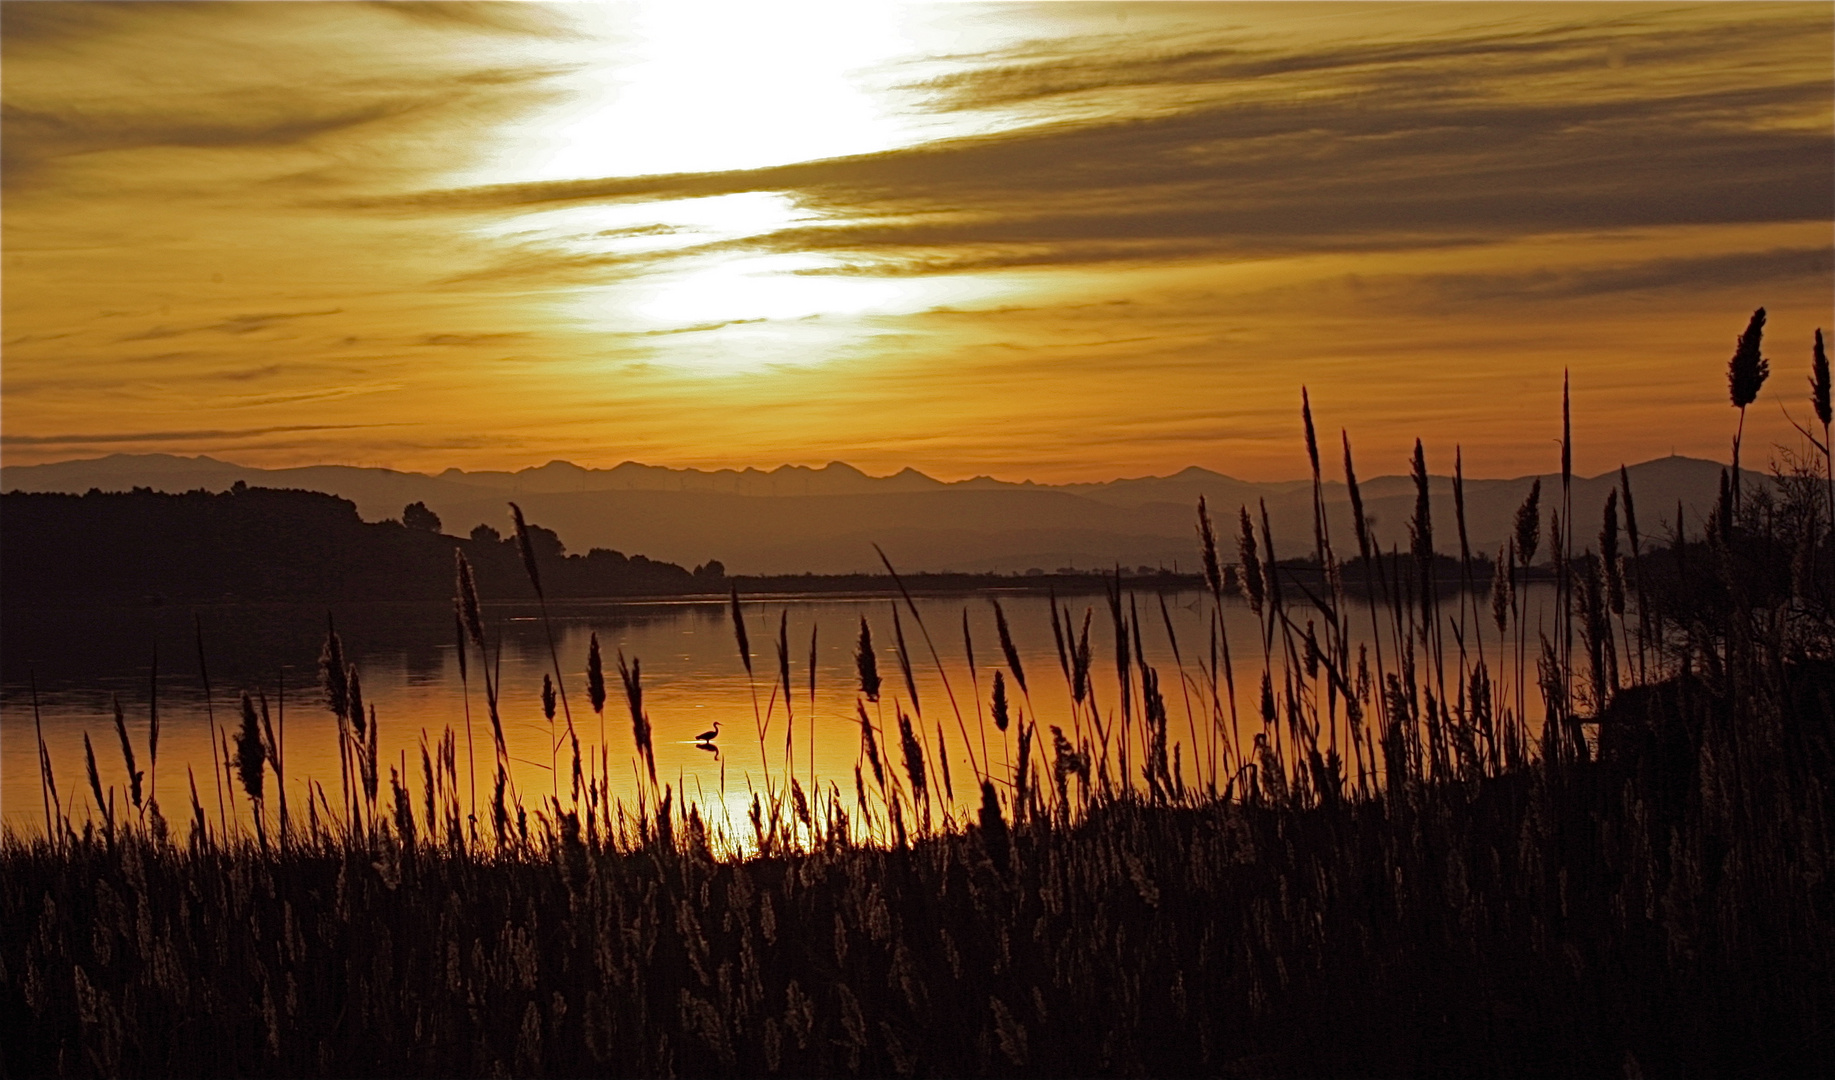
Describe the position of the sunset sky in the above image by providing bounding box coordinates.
[3,1,1830,483]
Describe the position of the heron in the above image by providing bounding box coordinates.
[694,720,721,744]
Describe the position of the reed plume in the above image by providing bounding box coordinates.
[897,709,927,815]
[31,670,59,844]
[1343,432,1371,564]
[1258,499,1282,618]
[1728,307,1769,510]
[1302,389,1330,564]
[1409,441,1434,584]
[112,695,143,811]
[730,585,752,675]
[235,692,266,803]
[935,721,955,805]
[1814,327,1832,429]
[542,673,559,799]
[1049,592,1071,686]
[1513,478,1542,567]
[854,617,881,701]
[1198,495,1224,599]
[320,621,350,723]
[1014,718,1034,819]
[1491,543,1513,634]
[891,604,921,716]
[857,701,885,788]
[991,670,1009,733]
[618,651,657,788]
[257,688,285,845]
[1070,608,1092,706]
[1813,328,1831,524]
[587,631,607,756]
[511,502,575,742]
[455,550,485,650]
[1602,488,1624,616]
[1237,506,1264,615]
[509,501,543,596]
[348,665,366,741]
[731,586,769,788]
[586,633,607,714]
[992,598,1028,697]
[84,732,111,835]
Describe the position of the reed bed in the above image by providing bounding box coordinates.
[4,315,1833,1077]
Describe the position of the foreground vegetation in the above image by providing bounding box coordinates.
[5,316,1833,1077]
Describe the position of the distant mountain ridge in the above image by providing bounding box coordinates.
[2,453,1737,575]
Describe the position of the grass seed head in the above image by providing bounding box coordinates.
[992,670,1010,733]
[993,598,1028,697]
[1729,306,1769,409]
[508,502,544,597]
[855,617,881,703]
[1514,478,1542,566]
[1812,327,1831,427]
[1601,489,1624,615]
[729,586,752,676]
[112,695,143,811]
[455,551,485,650]
[1491,543,1513,633]
[1198,496,1224,598]
[857,701,885,787]
[1619,465,1641,555]
[1343,431,1371,562]
[1237,506,1264,614]
[586,633,606,715]
[320,625,349,721]
[236,692,266,803]
[897,709,927,806]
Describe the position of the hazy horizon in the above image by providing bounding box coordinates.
[3,445,1730,490]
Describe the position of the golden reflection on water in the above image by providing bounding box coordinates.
[4,590,1556,848]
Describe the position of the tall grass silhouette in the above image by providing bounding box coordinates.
[5,312,1832,1077]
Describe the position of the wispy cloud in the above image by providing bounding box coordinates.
[1,424,388,447]
[113,309,343,344]
[368,10,1828,293]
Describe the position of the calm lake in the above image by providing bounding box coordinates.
[2,587,1558,842]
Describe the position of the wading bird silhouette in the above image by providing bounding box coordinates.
[694,720,720,744]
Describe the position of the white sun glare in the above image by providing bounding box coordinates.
[514,2,918,183]
[465,3,1040,373]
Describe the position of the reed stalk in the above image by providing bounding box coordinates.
[195,612,229,837]
[875,544,984,785]
[1812,328,1831,534]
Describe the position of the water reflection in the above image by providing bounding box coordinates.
[3,589,1555,841]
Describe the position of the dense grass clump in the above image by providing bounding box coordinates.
[3,724,1829,1078]
[5,328,1834,1076]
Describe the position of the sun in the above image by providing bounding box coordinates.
[490,2,922,185]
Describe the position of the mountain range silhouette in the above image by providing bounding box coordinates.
[3,453,1736,575]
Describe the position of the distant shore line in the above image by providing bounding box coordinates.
[0,561,1563,610]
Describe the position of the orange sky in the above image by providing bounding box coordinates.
[3,2,1831,483]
